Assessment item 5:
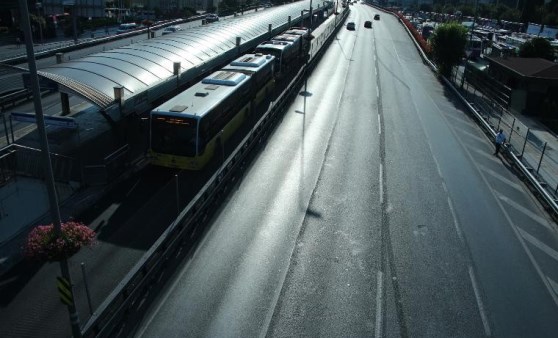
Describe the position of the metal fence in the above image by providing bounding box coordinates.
[0,143,80,182]
[79,10,349,337]
[453,66,558,201]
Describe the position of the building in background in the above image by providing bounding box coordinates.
[41,0,105,18]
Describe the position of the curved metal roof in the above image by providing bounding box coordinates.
[40,1,317,109]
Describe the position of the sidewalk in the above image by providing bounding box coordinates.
[454,62,558,197]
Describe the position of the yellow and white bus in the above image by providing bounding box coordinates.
[149,54,275,170]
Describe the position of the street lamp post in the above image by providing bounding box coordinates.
[36,2,43,44]
[17,0,82,337]
[72,3,78,44]
[309,0,314,29]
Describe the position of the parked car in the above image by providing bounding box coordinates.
[162,25,182,35]
[364,21,372,28]
[116,23,138,34]
[206,14,219,23]
[347,22,356,30]
[374,14,380,20]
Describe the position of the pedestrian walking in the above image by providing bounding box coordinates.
[494,129,506,155]
[15,37,21,48]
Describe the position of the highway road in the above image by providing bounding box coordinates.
[135,4,558,338]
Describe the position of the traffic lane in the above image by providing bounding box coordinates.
[134,26,356,338]
[375,12,487,337]
[380,12,558,336]
[410,82,558,337]
[267,20,382,337]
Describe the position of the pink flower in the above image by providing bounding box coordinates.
[25,221,96,262]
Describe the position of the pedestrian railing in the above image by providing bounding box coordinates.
[375,2,558,220]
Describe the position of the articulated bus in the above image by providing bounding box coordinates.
[149,54,276,170]
[255,40,298,74]
[222,54,276,107]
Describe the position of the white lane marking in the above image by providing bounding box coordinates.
[518,227,558,262]
[444,111,476,128]
[376,86,380,99]
[447,197,464,243]
[467,146,500,163]
[468,266,492,336]
[419,84,558,308]
[126,179,141,197]
[378,114,381,135]
[547,276,558,297]
[454,127,488,143]
[0,276,17,288]
[441,181,447,193]
[498,194,555,232]
[478,164,524,192]
[379,163,383,205]
[432,155,442,178]
[374,270,384,338]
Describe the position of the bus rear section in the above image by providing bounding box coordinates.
[222,53,276,108]
[149,71,252,170]
[255,40,298,75]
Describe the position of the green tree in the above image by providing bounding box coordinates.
[456,4,474,17]
[419,4,433,13]
[543,13,558,26]
[430,22,468,77]
[519,37,555,61]
[500,8,521,22]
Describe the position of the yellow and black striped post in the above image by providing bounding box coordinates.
[56,276,73,306]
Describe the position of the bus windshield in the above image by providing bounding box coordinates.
[151,115,197,156]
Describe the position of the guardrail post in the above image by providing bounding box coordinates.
[56,52,63,64]
[9,113,14,143]
[175,174,180,215]
[81,262,94,315]
[236,37,242,55]
[1,109,9,145]
[508,118,515,143]
[268,24,272,38]
[537,142,547,174]
[520,128,530,158]
[496,114,502,132]
[288,16,291,27]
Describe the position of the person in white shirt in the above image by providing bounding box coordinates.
[494,129,506,155]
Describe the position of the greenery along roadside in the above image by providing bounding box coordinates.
[429,23,468,77]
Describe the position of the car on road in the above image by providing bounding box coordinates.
[364,21,372,28]
[161,25,182,35]
[116,23,138,34]
[347,22,355,30]
[206,14,219,23]
[374,14,380,20]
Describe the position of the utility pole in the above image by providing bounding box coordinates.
[17,0,82,337]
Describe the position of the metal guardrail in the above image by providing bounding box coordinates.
[80,9,349,337]
[0,143,78,182]
[374,4,558,221]
[0,89,32,109]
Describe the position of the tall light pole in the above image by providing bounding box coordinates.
[36,2,43,44]
[17,0,82,337]
[72,2,78,44]
[309,0,313,28]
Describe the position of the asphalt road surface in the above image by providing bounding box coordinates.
[135,5,558,338]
